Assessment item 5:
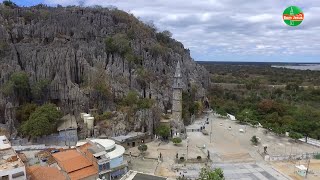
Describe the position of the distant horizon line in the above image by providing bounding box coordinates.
[195,60,320,64]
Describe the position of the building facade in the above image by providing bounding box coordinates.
[111,132,152,149]
[77,138,127,180]
[172,61,183,122]
[0,136,26,180]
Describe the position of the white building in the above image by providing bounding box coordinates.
[0,136,26,180]
[77,138,127,179]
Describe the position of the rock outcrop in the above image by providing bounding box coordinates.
[0,4,209,132]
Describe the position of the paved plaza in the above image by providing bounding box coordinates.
[125,113,320,179]
[213,163,290,180]
[175,163,290,180]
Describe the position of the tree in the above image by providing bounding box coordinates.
[1,71,30,103]
[289,132,303,142]
[286,83,300,92]
[236,109,257,124]
[105,33,131,56]
[3,0,17,8]
[21,104,62,138]
[156,124,170,140]
[31,79,50,102]
[138,144,148,156]
[172,137,182,145]
[16,103,38,122]
[198,167,224,180]
[216,108,227,117]
[251,135,259,146]
[123,90,139,106]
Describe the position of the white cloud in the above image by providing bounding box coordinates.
[43,0,320,61]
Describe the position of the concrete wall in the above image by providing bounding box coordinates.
[0,166,26,180]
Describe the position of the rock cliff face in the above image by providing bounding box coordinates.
[0,4,209,132]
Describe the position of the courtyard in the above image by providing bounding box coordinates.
[125,113,320,179]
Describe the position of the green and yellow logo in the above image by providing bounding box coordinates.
[283,6,304,26]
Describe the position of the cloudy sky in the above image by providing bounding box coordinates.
[13,0,320,62]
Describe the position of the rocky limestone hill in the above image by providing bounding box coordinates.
[0,4,209,135]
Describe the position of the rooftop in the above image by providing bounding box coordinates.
[27,166,66,180]
[0,136,25,171]
[84,139,125,159]
[57,114,78,131]
[90,139,115,151]
[68,166,97,180]
[122,171,167,180]
[111,132,146,143]
[79,142,109,161]
[52,150,94,173]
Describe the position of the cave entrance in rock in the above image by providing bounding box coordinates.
[50,99,62,109]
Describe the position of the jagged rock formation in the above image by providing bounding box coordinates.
[0,4,209,133]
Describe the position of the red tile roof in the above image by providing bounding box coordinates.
[52,149,98,180]
[27,166,66,180]
[68,166,98,180]
[52,150,92,173]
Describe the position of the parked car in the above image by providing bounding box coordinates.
[51,149,60,154]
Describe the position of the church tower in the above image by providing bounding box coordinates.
[172,61,183,122]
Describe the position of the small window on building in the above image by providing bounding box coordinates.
[2,175,9,180]
[127,143,130,146]
[12,171,25,178]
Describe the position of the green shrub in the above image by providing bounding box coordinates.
[10,71,29,90]
[314,154,320,159]
[3,0,17,8]
[289,131,303,142]
[105,33,131,56]
[138,98,154,109]
[156,30,172,44]
[138,144,148,154]
[22,10,37,23]
[172,137,182,145]
[95,111,114,121]
[16,103,38,122]
[150,43,167,57]
[21,104,62,138]
[156,125,170,139]
[0,40,9,56]
[251,135,259,146]
[31,79,50,100]
[1,71,30,98]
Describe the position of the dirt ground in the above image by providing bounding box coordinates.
[272,160,320,180]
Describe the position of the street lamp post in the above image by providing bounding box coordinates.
[186,137,189,161]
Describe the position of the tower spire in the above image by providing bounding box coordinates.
[173,61,182,89]
[174,60,181,78]
[172,61,183,123]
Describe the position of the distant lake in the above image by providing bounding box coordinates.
[272,64,320,71]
